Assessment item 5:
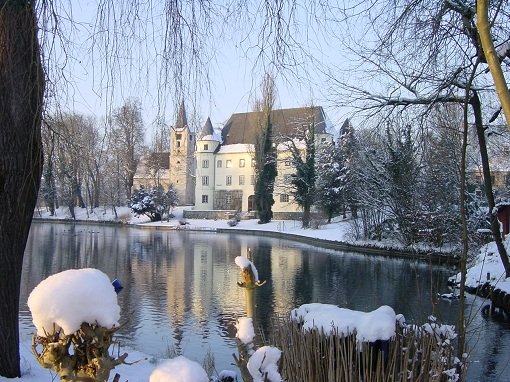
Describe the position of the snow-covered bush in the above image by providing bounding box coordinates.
[129,185,178,222]
[28,268,126,382]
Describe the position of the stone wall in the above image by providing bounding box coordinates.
[184,210,238,220]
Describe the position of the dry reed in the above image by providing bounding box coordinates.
[269,316,466,382]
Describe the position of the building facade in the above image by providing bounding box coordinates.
[134,105,334,214]
[194,106,334,214]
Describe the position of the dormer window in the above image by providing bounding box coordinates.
[204,144,209,151]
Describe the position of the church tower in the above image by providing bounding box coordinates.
[169,101,196,205]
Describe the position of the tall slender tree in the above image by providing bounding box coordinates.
[110,98,145,202]
[253,74,278,224]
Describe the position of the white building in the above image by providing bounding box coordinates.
[134,105,334,217]
[194,106,334,217]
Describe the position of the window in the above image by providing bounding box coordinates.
[239,159,245,167]
[177,141,181,147]
[226,194,232,204]
[280,194,290,202]
[284,174,292,184]
[202,176,209,186]
[285,160,291,166]
[217,160,222,168]
[204,144,209,151]
[202,195,208,203]
[202,159,209,168]
[226,175,232,186]
[176,133,182,140]
[251,175,255,185]
[226,159,232,168]
[239,175,245,185]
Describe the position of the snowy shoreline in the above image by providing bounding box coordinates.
[32,207,459,266]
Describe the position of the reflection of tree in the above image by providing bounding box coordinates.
[248,242,273,338]
[21,226,460,373]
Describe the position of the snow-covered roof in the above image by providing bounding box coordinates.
[217,143,253,154]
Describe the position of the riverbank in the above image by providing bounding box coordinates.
[33,206,460,266]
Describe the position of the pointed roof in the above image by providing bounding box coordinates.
[199,117,214,139]
[339,118,352,135]
[175,100,188,130]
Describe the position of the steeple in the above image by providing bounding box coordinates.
[198,117,215,139]
[175,100,188,129]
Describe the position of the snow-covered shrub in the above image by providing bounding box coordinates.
[28,268,126,382]
[129,185,178,222]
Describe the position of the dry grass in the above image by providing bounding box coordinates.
[269,317,466,382]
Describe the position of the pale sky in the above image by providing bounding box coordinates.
[44,1,360,139]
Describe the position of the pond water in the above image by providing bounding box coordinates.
[20,222,510,381]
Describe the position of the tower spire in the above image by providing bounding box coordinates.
[175,100,188,129]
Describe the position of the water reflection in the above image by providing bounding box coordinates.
[20,222,510,380]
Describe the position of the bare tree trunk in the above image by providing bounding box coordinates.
[0,0,44,377]
[472,91,510,278]
[456,90,471,369]
[477,0,510,129]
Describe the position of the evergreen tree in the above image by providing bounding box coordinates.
[255,115,278,223]
[382,123,420,245]
[288,115,316,228]
[129,185,178,222]
[337,119,359,218]
[316,142,344,223]
[253,74,278,224]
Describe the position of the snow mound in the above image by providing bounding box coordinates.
[291,303,396,343]
[149,356,208,382]
[27,268,120,336]
[236,317,255,345]
[247,346,282,382]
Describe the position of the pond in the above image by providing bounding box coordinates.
[20,222,510,381]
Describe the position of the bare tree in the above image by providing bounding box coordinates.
[110,98,145,202]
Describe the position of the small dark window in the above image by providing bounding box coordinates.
[204,144,209,151]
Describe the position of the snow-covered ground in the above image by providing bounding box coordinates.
[33,205,454,255]
[450,238,510,294]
